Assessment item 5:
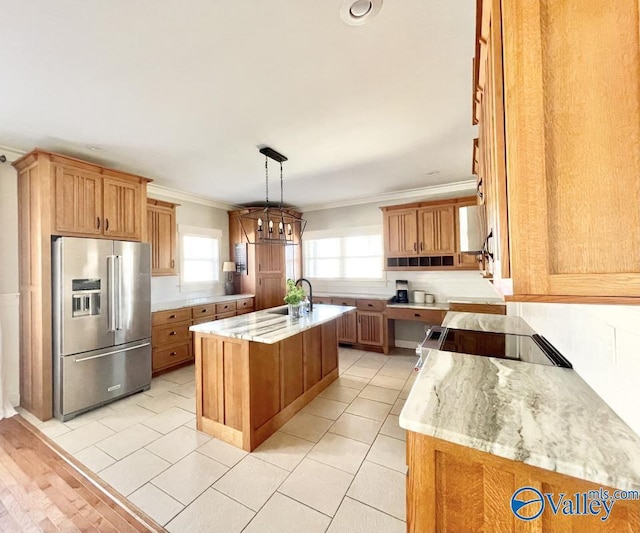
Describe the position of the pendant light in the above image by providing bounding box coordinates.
[238,147,306,246]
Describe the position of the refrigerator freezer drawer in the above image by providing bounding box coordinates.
[58,340,151,420]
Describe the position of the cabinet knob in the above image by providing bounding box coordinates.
[420,242,423,251]
[171,259,175,268]
[169,331,177,336]
[413,242,417,251]
[201,309,207,313]
[414,313,421,317]
[96,217,101,230]
[169,314,176,319]
[368,303,373,307]
[170,351,177,356]
[105,218,110,231]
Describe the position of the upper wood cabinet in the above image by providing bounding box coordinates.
[54,164,103,236]
[102,176,143,240]
[147,199,178,276]
[474,0,640,302]
[382,197,478,271]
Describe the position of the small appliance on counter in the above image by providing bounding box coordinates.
[395,280,409,303]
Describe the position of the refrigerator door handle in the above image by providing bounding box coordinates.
[115,255,123,331]
[74,342,151,363]
[107,255,116,332]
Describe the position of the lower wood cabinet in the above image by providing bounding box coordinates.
[331,298,357,344]
[356,311,385,347]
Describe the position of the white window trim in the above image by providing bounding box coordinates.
[303,225,386,284]
[178,224,223,292]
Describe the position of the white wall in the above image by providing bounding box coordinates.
[0,147,22,406]
[510,302,640,436]
[148,192,231,304]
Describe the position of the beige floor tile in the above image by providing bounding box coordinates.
[136,391,186,414]
[108,391,149,412]
[279,458,353,517]
[347,461,406,520]
[99,405,155,432]
[176,396,196,414]
[307,433,369,474]
[152,451,228,505]
[243,492,331,533]
[142,406,194,434]
[251,431,314,471]
[197,437,248,468]
[213,456,288,511]
[369,374,406,391]
[97,424,162,460]
[345,398,391,422]
[145,426,209,464]
[63,405,116,430]
[279,412,333,443]
[358,385,400,405]
[343,365,378,379]
[354,357,386,370]
[161,366,196,385]
[302,397,348,421]
[142,378,180,398]
[170,381,195,399]
[376,365,413,380]
[329,413,382,445]
[54,421,115,454]
[38,419,71,439]
[74,445,116,473]
[334,375,370,391]
[166,488,254,533]
[390,398,406,416]
[380,414,406,442]
[366,434,406,473]
[128,483,184,526]
[319,384,360,403]
[327,497,405,533]
[99,449,170,496]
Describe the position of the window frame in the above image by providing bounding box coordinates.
[178,224,222,291]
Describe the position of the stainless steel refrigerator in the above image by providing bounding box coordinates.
[52,236,152,421]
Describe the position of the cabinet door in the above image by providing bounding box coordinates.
[502,0,640,299]
[384,209,419,256]
[356,311,384,347]
[54,164,103,236]
[336,311,357,344]
[103,177,143,240]
[255,275,285,310]
[418,206,455,254]
[303,327,322,390]
[257,244,285,274]
[147,203,176,275]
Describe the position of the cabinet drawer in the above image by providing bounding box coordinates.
[152,308,191,327]
[356,299,386,312]
[152,343,191,371]
[236,298,254,310]
[191,305,216,319]
[152,323,191,348]
[331,297,356,307]
[216,311,236,320]
[386,307,446,324]
[216,301,237,314]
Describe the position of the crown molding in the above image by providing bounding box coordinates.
[147,183,235,211]
[301,179,477,212]
[0,145,27,162]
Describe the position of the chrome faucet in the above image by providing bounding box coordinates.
[295,278,313,311]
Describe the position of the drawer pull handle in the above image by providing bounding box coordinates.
[414,313,421,317]
[170,351,177,356]
[169,314,176,319]
[368,303,373,307]
[201,309,207,313]
[169,331,177,336]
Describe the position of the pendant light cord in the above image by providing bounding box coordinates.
[280,162,284,208]
[264,155,269,206]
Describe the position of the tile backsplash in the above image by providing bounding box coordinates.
[510,302,640,437]
[151,276,225,304]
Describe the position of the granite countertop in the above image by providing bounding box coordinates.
[443,311,536,336]
[189,304,354,344]
[387,302,450,311]
[400,350,640,491]
[151,294,255,313]
[315,293,392,301]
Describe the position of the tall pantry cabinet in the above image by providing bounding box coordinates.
[13,149,151,420]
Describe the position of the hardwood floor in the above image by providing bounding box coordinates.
[0,416,163,533]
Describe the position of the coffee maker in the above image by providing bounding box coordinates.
[395,280,409,303]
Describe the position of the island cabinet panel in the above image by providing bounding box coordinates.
[407,432,640,533]
[223,341,246,431]
[249,343,281,429]
[303,327,323,390]
[321,322,338,377]
[281,335,304,408]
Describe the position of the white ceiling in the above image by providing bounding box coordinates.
[0,0,476,209]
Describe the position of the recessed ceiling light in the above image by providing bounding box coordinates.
[86,144,106,152]
[340,0,382,26]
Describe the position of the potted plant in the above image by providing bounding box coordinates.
[284,279,306,319]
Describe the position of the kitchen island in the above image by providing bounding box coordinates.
[190,304,354,451]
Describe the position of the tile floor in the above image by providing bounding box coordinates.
[18,347,417,532]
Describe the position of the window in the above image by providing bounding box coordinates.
[303,228,383,280]
[179,225,221,289]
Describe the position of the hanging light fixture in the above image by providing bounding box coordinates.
[238,147,306,246]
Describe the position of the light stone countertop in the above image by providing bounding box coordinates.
[189,304,354,344]
[442,311,536,336]
[151,294,255,313]
[314,293,392,301]
[386,302,450,311]
[400,350,640,491]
